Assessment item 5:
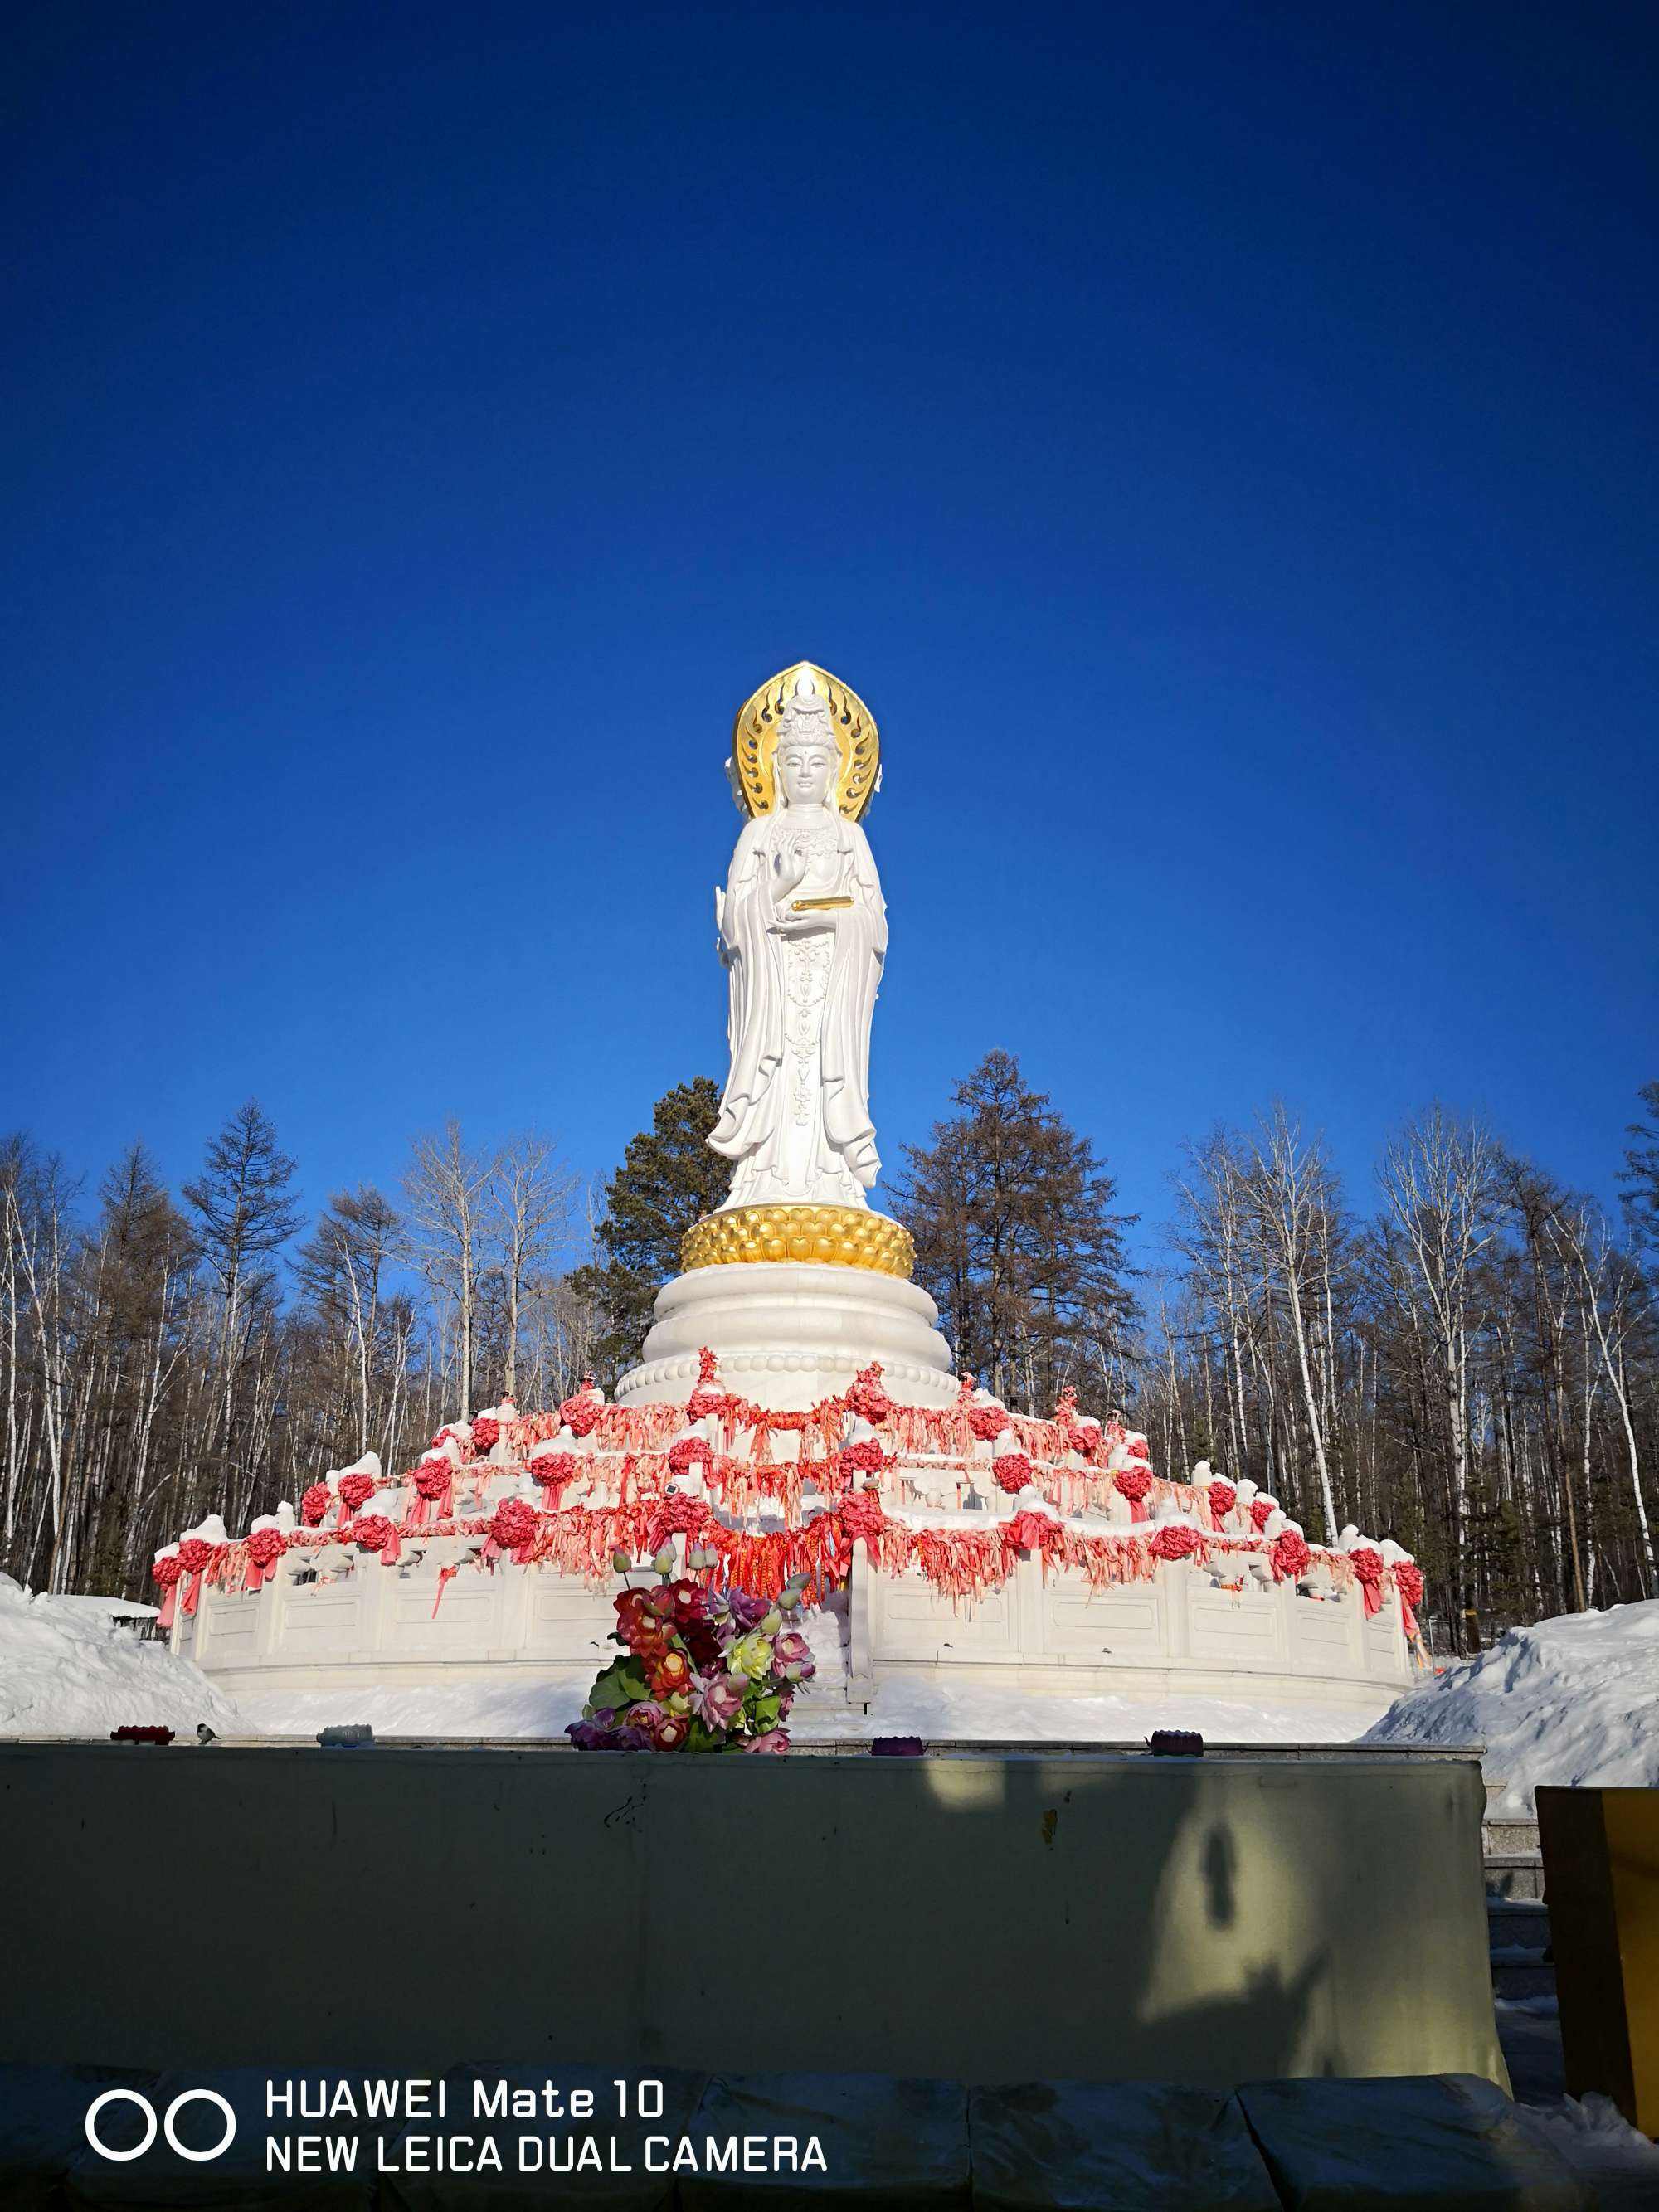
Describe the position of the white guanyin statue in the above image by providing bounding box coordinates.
[709,669,886,1209]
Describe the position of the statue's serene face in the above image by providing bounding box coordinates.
[776,736,836,809]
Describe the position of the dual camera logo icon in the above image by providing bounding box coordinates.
[85,2088,237,2163]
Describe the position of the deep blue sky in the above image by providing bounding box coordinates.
[6,1,1655,1264]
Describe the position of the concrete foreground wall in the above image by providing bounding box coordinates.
[0,1747,1503,2090]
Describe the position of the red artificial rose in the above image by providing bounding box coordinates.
[532,1451,577,1495]
[1349,1545,1384,1583]
[1394,1560,1424,1609]
[847,1363,893,1424]
[1270,1529,1311,1582]
[300,1483,332,1526]
[1249,1496,1277,1532]
[668,1435,712,1477]
[967,1404,1010,1442]
[176,1537,214,1573]
[152,1553,183,1588]
[338,1472,376,1514]
[1114,1466,1153,1504]
[353,1514,396,1553]
[246,1526,286,1568]
[1208,1480,1238,1522]
[993,1452,1034,1495]
[471,1414,501,1453]
[489,1498,538,1553]
[1149,1523,1203,1563]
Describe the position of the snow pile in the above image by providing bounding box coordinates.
[228,1671,1388,1745]
[1362,1597,1659,1812]
[1515,2097,1659,2212]
[0,1574,241,1741]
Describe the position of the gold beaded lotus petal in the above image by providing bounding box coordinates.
[682,1203,913,1279]
[729,663,880,822]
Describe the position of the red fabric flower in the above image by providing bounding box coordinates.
[176,1537,214,1573]
[1270,1529,1311,1582]
[840,1492,888,1544]
[668,1435,712,1476]
[489,1498,539,1553]
[846,1363,893,1424]
[1349,1545,1385,1617]
[1394,1560,1424,1610]
[1125,1434,1151,1463]
[1006,1510,1059,1553]
[246,1526,286,1568]
[993,1452,1034,1495]
[687,1349,732,1423]
[471,1414,501,1453]
[1114,1466,1152,1504]
[1248,1496,1277,1532]
[152,1553,183,1588]
[1149,1523,1204,1563]
[532,1451,577,1505]
[352,1514,396,1553]
[835,1437,887,1484]
[300,1482,332,1526]
[650,1649,692,1697]
[338,1471,377,1514]
[1208,1480,1238,1523]
[413,1460,452,1500]
[654,1491,712,1539]
[560,1385,603,1437]
[967,1404,1010,1441]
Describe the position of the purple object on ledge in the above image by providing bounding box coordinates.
[1149,1730,1204,1757]
[870,1736,927,1757]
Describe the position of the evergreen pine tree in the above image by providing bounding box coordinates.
[572,1077,729,1378]
[889,1049,1136,1413]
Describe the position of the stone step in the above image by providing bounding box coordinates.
[1483,1817,1540,1855]
[1484,1852,1545,1903]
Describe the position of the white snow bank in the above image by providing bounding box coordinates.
[229,1672,1389,1745]
[1515,2097,1659,2212]
[0,1574,241,1741]
[791,1682,1389,1746]
[1362,1597,1659,1813]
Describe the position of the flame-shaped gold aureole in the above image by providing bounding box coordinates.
[730,663,880,822]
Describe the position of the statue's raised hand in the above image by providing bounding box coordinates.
[772,836,810,902]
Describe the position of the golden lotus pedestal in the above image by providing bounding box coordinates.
[616,1203,951,1412]
[679,1203,914,1279]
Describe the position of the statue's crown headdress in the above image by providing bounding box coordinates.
[727,662,881,821]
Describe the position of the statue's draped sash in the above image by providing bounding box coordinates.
[711,810,887,1203]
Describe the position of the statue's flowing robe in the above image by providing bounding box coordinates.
[710,811,886,1203]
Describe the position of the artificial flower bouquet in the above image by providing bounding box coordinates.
[566,1544,815,1754]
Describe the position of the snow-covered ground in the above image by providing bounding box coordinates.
[226,1676,1388,1743]
[1362,1597,1659,1813]
[9,1568,1657,1811]
[0,1574,239,1740]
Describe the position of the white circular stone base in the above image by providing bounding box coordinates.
[614,1261,959,1409]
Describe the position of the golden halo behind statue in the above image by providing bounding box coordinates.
[729,662,880,822]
